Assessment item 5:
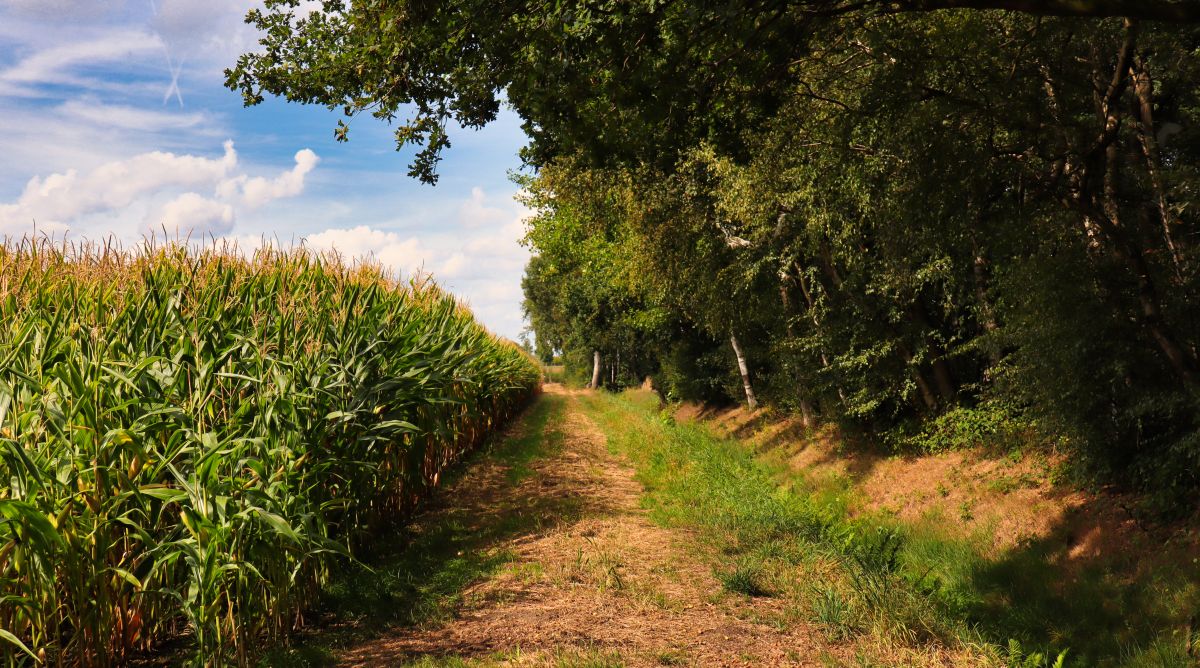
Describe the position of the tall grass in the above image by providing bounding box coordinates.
[0,239,540,666]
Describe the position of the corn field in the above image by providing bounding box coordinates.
[0,239,541,666]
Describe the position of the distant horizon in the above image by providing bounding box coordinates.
[0,0,534,340]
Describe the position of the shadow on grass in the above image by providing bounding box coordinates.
[262,392,574,667]
[915,510,1200,665]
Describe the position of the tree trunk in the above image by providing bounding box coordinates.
[897,343,940,412]
[1043,26,1198,386]
[1082,32,1198,384]
[907,303,958,403]
[1089,209,1198,384]
[970,235,1003,367]
[796,264,848,407]
[590,350,602,389]
[1130,52,1186,279]
[730,333,758,411]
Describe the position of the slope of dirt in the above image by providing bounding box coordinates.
[337,385,842,667]
[674,401,1200,579]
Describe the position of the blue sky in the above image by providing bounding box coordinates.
[0,0,534,340]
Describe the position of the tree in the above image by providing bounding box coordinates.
[230,0,1200,503]
[227,1,1200,184]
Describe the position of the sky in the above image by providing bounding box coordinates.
[0,0,535,340]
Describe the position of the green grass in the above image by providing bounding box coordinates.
[715,560,770,597]
[263,393,571,666]
[577,390,1196,666]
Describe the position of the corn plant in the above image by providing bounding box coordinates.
[0,239,540,666]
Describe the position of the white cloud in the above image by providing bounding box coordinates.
[299,188,530,279]
[290,188,533,339]
[0,29,164,96]
[150,0,299,67]
[0,0,129,20]
[303,226,429,273]
[56,98,214,132]
[219,149,320,208]
[440,251,468,278]
[0,141,317,237]
[458,186,515,229]
[147,192,235,237]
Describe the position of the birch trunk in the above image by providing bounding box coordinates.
[590,350,602,389]
[730,333,758,411]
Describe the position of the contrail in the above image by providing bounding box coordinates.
[162,49,184,107]
[149,0,184,107]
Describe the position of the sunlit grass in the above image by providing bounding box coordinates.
[578,390,1196,666]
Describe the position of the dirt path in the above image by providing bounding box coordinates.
[337,385,830,667]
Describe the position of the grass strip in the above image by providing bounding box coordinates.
[577,390,1196,667]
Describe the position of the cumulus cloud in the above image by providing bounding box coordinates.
[458,186,517,229]
[147,192,235,237]
[287,188,533,338]
[0,141,318,237]
[298,188,531,282]
[303,226,432,274]
[218,149,320,208]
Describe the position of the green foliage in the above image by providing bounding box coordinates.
[896,400,1032,454]
[0,240,539,665]
[232,0,1200,507]
[511,13,1200,506]
[223,3,1200,661]
[1003,640,1069,668]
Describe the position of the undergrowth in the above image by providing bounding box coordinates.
[579,390,1196,666]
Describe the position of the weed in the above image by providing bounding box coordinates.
[655,648,688,665]
[958,500,975,522]
[810,584,858,641]
[716,560,770,597]
[1004,639,1068,668]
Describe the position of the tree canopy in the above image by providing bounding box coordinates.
[228,0,1200,182]
[230,1,1200,508]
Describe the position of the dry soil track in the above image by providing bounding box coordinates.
[337,384,837,667]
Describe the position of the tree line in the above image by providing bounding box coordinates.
[228,0,1200,508]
